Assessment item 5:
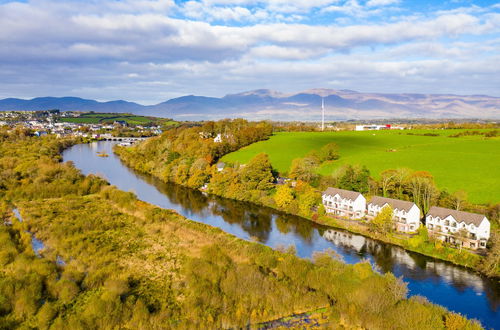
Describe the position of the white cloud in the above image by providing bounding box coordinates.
[366,0,399,7]
[0,0,498,103]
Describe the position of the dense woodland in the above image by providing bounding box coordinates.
[116,121,499,277]
[0,124,485,328]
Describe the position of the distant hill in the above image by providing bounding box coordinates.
[1,89,499,120]
[0,97,144,113]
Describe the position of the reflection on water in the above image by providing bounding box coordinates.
[12,208,46,257]
[63,141,500,329]
[31,237,45,257]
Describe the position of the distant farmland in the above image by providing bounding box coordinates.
[221,130,499,204]
[60,113,166,125]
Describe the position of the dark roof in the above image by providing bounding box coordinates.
[427,206,486,226]
[323,187,362,201]
[369,196,416,212]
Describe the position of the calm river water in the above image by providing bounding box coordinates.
[63,141,499,329]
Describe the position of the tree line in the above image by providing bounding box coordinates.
[0,127,483,328]
[115,121,499,277]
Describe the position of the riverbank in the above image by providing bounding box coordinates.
[0,128,492,328]
[113,145,496,278]
[64,141,500,327]
[8,187,480,329]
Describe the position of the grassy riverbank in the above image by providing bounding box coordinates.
[221,130,500,204]
[115,145,496,278]
[0,128,483,328]
[113,121,499,278]
[4,190,480,329]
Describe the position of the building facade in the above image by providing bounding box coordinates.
[322,187,366,220]
[425,206,490,249]
[366,196,421,233]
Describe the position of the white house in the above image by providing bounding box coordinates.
[366,196,421,233]
[213,133,223,143]
[322,187,366,220]
[425,206,490,250]
[216,162,225,172]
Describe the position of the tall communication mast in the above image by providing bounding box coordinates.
[321,97,325,131]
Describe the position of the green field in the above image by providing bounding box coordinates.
[221,130,499,204]
[60,113,168,125]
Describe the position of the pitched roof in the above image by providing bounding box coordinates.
[427,206,486,226]
[369,196,416,212]
[323,187,362,201]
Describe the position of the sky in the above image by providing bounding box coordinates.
[0,0,499,104]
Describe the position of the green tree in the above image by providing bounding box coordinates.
[241,153,275,191]
[289,157,319,183]
[309,143,340,162]
[337,165,370,194]
[479,229,500,277]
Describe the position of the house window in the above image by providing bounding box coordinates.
[451,222,457,228]
[428,224,433,229]
[444,220,450,226]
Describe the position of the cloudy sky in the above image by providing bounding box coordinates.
[0,0,499,104]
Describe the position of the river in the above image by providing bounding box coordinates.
[63,141,499,328]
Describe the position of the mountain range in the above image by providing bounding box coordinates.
[1,89,499,120]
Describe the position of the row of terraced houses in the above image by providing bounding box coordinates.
[322,187,490,250]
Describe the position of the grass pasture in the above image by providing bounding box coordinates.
[221,129,500,204]
[60,113,165,125]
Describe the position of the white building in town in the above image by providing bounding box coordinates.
[355,124,404,131]
[425,206,490,249]
[322,187,366,220]
[366,196,421,233]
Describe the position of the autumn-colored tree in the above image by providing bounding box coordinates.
[309,143,340,162]
[380,169,397,197]
[289,157,319,182]
[409,171,438,215]
[450,190,468,211]
[274,185,294,210]
[295,182,319,217]
[393,168,412,199]
[241,153,275,191]
[371,205,394,233]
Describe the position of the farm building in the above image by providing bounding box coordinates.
[425,207,490,249]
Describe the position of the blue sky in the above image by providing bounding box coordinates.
[0,0,499,103]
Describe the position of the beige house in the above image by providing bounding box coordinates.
[425,206,490,250]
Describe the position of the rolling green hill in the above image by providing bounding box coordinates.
[221,129,499,204]
[59,113,174,125]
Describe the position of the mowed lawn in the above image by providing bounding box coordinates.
[221,130,500,204]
